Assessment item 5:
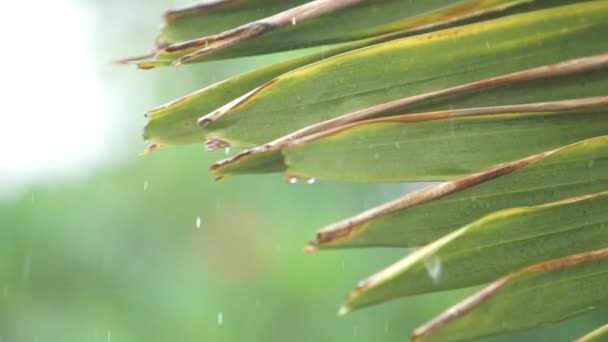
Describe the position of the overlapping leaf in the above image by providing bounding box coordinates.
[412,248,608,341]
[126,0,541,68]
[340,191,608,313]
[285,99,608,182]
[211,54,608,178]
[140,0,577,148]
[306,136,608,249]
[199,2,608,147]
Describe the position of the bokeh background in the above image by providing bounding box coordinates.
[0,1,605,341]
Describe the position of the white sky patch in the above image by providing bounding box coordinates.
[0,1,116,199]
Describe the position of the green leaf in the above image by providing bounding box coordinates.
[143,35,400,148]
[577,323,608,342]
[283,99,608,182]
[127,0,538,67]
[200,2,608,147]
[411,248,608,342]
[308,136,608,249]
[340,191,608,314]
[210,54,608,178]
[156,0,309,46]
[140,1,569,148]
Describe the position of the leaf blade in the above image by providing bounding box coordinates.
[309,136,608,249]
[202,2,608,146]
[130,0,540,66]
[283,101,608,182]
[341,192,608,314]
[210,54,608,178]
[412,248,608,342]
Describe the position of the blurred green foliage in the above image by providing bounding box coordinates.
[0,1,605,341]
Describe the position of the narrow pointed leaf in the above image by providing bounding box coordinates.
[341,191,608,313]
[577,323,608,342]
[129,0,539,67]
[210,55,608,177]
[283,100,608,182]
[411,249,608,342]
[200,2,608,146]
[309,136,608,249]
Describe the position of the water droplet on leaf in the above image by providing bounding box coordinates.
[424,256,442,284]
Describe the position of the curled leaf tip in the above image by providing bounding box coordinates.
[139,143,161,156]
[197,117,215,127]
[205,139,231,152]
[303,243,317,254]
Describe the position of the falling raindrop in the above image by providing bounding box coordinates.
[143,180,148,192]
[424,256,442,284]
[353,326,358,338]
[291,17,297,25]
[307,178,316,185]
[217,312,224,326]
[107,329,111,342]
[196,216,202,229]
[224,147,231,156]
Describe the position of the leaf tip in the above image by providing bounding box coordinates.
[197,117,215,127]
[114,51,158,69]
[205,139,231,152]
[172,59,183,67]
[338,305,351,316]
[410,332,425,342]
[139,143,161,155]
[303,243,318,254]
